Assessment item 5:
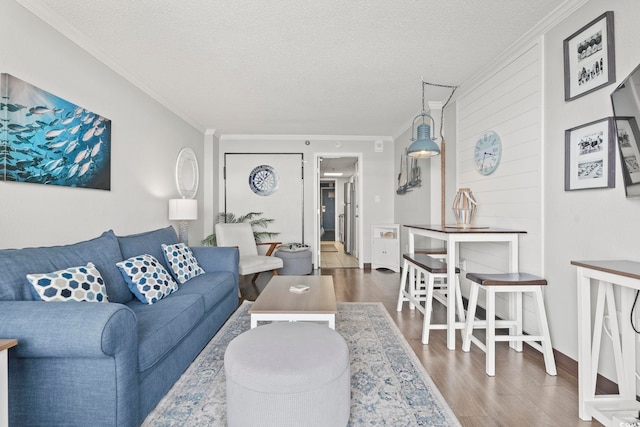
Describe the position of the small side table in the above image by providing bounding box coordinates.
[0,339,17,427]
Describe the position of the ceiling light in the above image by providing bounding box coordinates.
[407,81,440,158]
[324,172,343,177]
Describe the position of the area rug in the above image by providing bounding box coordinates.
[321,241,339,252]
[142,302,460,426]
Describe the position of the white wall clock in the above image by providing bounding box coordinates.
[474,131,502,175]
[175,148,199,198]
[249,164,279,196]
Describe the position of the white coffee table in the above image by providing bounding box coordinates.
[249,275,337,329]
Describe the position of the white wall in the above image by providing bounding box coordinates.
[0,0,205,249]
[217,136,395,265]
[544,0,640,382]
[456,39,544,330]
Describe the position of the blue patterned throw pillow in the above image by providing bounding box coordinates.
[161,243,205,284]
[26,262,109,302]
[116,254,178,304]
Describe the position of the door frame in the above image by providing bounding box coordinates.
[313,152,364,269]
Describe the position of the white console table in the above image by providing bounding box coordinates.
[572,260,640,426]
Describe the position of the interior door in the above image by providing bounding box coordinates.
[224,153,303,245]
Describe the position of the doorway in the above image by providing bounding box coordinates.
[316,155,361,269]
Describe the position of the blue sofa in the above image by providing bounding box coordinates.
[0,226,239,426]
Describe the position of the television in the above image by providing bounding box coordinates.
[611,63,640,197]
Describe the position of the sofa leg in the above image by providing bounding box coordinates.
[251,273,260,283]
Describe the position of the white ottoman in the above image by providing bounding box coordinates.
[274,248,313,275]
[224,322,350,427]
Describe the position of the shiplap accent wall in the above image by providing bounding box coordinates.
[456,40,543,331]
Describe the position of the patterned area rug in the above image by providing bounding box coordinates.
[142,302,460,426]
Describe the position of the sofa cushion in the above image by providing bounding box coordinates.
[117,226,179,274]
[175,271,237,312]
[116,254,178,305]
[26,262,109,302]
[126,293,204,372]
[0,230,131,302]
[161,243,205,284]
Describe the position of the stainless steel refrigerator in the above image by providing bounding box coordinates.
[343,182,355,254]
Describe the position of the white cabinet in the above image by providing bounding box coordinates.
[371,224,400,272]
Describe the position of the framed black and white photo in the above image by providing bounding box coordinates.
[563,11,615,101]
[565,117,616,191]
[615,117,640,187]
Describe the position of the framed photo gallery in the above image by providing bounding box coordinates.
[563,11,615,102]
[565,117,616,191]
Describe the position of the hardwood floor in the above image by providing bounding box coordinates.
[320,241,359,268]
[239,268,600,426]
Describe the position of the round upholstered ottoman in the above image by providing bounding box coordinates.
[224,322,350,427]
[274,248,313,275]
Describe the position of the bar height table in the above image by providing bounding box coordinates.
[404,225,526,350]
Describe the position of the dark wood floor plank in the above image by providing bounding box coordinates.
[239,268,601,426]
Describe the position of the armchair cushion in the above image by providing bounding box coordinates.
[215,223,258,256]
[238,255,283,276]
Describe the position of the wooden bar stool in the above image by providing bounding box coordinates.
[396,253,465,344]
[462,272,557,377]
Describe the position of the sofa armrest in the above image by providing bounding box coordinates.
[191,246,239,275]
[0,301,137,358]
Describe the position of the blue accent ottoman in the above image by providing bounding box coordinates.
[274,248,312,275]
[224,322,351,426]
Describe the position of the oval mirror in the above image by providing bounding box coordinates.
[175,148,199,199]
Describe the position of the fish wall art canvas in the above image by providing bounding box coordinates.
[0,74,110,190]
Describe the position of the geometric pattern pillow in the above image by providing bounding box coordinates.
[26,262,109,302]
[161,243,205,284]
[116,254,179,305]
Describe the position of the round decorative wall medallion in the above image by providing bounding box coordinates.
[248,164,278,196]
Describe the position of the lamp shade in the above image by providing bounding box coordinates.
[169,198,197,221]
[407,123,440,158]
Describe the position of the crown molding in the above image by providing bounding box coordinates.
[457,0,589,99]
[219,134,393,142]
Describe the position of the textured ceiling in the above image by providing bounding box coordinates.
[19,0,574,136]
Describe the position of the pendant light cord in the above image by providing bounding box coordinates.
[632,290,640,334]
[421,81,458,141]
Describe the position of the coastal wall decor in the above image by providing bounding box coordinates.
[564,117,616,191]
[0,74,111,190]
[563,11,615,101]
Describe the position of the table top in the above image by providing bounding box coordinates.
[404,224,527,234]
[249,275,337,315]
[0,339,17,352]
[571,260,640,280]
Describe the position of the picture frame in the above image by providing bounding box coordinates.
[614,116,640,188]
[565,117,615,191]
[563,11,615,101]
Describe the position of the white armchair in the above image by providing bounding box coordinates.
[215,223,283,284]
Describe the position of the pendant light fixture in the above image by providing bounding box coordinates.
[407,80,440,158]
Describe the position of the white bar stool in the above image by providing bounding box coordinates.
[396,253,465,344]
[462,272,557,377]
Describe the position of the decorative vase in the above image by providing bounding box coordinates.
[452,188,477,227]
